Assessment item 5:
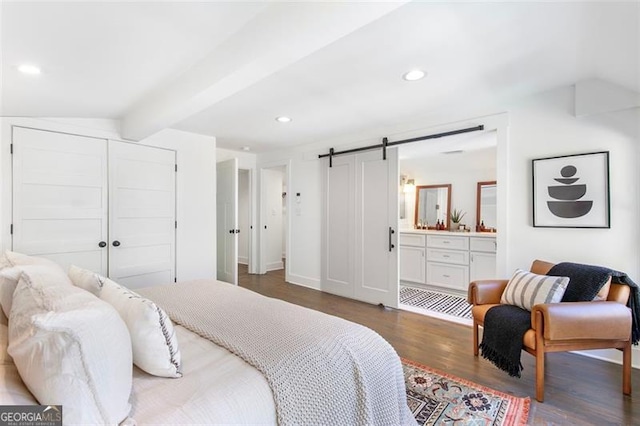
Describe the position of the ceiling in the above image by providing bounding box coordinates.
[2,1,638,153]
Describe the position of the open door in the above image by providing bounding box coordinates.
[322,148,399,308]
[216,158,238,284]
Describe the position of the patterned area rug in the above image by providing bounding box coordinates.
[400,286,472,322]
[403,359,530,426]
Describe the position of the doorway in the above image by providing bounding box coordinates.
[259,164,288,274]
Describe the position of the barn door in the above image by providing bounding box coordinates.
[321,148,399,308]
[12,126,109,274]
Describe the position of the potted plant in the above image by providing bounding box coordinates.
[450,209,466,230]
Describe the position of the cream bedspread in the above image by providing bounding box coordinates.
[130,325,276,424]
[140,280,415,426]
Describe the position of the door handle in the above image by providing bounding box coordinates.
[388,227,395,252]
[229,229,234,234]
[98,241,107,248]
[235,229,240,234]
[112,240,121,247]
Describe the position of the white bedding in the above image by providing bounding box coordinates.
[130,325,276,425]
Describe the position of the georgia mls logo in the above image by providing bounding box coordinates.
[0,405,62,426]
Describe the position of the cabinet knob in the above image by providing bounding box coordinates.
[112,240,121,247]
[98,241,106,248]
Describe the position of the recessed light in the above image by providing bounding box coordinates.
[402,69,425,81]
[241,146,251,151]
[276,116,292,123]
[18,64,41,75]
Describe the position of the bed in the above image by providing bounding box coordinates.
[0,251,415,425]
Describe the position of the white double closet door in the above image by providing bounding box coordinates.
[321,148,399,308]
[12,127,176,289]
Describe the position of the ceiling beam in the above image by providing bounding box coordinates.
[121,1,408,141]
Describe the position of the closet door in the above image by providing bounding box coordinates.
[12,127,108,274]
[108,141,176,289]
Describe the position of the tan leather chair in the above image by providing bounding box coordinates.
[468,260,632,402]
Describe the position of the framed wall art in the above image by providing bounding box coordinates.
[532,151,610,228]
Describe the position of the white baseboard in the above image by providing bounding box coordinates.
[286,273,320,290]
[266,261,284,271]
[572,346,640,369]
[238,256,248,265]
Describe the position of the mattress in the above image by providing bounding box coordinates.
[130,325,277,424]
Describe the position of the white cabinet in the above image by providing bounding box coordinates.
[400,231,496,294]
[399,233,425,284]
[12,126,177,288]
[470,236,497,282]
[426,234,469,292]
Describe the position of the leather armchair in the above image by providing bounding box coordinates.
[468,260,632,402]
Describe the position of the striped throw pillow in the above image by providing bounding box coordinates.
[501,269,570,311]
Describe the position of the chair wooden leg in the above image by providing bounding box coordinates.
[623,340,632,396]
[473,320,479,356]
[534,311,545,402]
[535,350,545,402]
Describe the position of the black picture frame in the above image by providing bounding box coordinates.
[532,151,610,228]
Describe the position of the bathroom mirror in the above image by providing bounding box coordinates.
[476,181,497,231]
[414,184,451,229]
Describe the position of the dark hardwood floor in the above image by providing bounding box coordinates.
[239,264,639,425]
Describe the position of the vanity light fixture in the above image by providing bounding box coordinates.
[276,116,292,123]
[18,64,41,75]
[403,178,416,193]
[402,69,425,81]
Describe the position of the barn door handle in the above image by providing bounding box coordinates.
[98,241,107,248]
[388,227,395,252]
[112,240,121,247]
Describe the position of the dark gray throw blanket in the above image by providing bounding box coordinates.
[479,305,531,377]
[549,262,640,345]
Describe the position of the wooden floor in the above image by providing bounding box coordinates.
[239,265,639,425]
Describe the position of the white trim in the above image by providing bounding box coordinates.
[287,274,321,291]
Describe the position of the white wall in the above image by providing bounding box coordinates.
[401,146,497,230]
[504,86,640,367]
[144,128,217,281]
[0,118,217,282]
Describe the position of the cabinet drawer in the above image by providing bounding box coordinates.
[426,248,469,265]
[426,262,469,292]
[470,237,496,253]
[426,235,468,250]
[400,233,426,247]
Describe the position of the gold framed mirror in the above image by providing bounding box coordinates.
[476,181,497,232]
[414,184,451,229]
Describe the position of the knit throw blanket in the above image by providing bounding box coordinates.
[479,305,530,377]
[549,262,640,345]
[139,280,416,426]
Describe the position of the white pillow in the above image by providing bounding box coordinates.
[501,269,570,311]
[0,259,71,319]
[4,250,62,268]
[0,323,37,405]
[69,265,182,378]
[8,269,132,425]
